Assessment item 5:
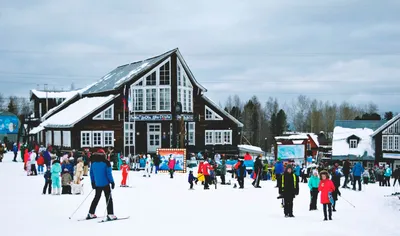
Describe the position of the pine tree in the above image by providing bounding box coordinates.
[7,96,18,114]
[276,109,287,135]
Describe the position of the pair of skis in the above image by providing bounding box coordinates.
[77,216,130,223]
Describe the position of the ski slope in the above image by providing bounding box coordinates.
[0,152,398,236]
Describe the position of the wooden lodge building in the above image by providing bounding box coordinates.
[29,48,244,156]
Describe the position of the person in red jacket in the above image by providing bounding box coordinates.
[23,149,29,171]
[202,161,212,190]
[120,160,130,187]
[37,153,45,175]
[318,170,336,221]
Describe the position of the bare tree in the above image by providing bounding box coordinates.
[0,93,4,111]
[19,98,32,116]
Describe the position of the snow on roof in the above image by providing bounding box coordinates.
[238,145,263,153]
[332,126,374,158]
[29,126,44,135]
[201,95,243,127]
[309,133,319,147]
[30,90,80,99]
[35,95,116,128]
[275,133,319,147]
[371,113,400,137]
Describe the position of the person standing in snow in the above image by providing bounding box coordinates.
[153,154,161,174]
[37,153,45,175]
[308,169,320,211]
[342,159,351,188]
[83,151,90,176]
[384,165,392,187]
[331,167,341,212]
[87,149,116,221]
[74,158,84,184]
[220,159,227,185]
[393,167,400,187]
[274,159,284,188]
[29,150,38,176]
[143,154,152,177]
[301,164,309,183]
[188,170,195,190]
[120,160,130,187]
[61,168,73,194]
[43,149,52,171]
[294,164,301,179]
[278,165,299,217]
[168,155,176,179]
[12,143,18,162]
[202,161,212,189]
[252,156,263,188]
[352,162,364,191]
[318,170,335,221]
[362,169,370,185]
[42,169,52,195]
[51,160,62,195]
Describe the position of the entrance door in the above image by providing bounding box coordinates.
[147,123,161,153]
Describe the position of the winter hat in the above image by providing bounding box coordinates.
[320,170,330,179]
[286,164,293,170]
[313,169,318,175]
[63,168,69,172]
[97,148,106,154]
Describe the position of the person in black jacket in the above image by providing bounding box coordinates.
[252,156,263,188]
[42,169,52,194]
[393,167,400,187]
[331,165,342,212]
[279,165,299,218]
[153,154,161,174]
[236,160,246,189]
[342,160,351,188]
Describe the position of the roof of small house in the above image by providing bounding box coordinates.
[275,133,319,147]
[371,114,400,137]
[238,145,263,154]
[331,126,374,160]
[30,89,80,100]
[83,48,206,95]
[201,95,243,127]
[334,120,386,131]
[32,95,116,129]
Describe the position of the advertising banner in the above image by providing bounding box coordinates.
[277,144,305,160]
[157,148,186,173]
[0,116,19,134]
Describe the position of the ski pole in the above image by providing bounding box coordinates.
[339,195,356,208]
[102,189,113,218]
[69,189,94,219]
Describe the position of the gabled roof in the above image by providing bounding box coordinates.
[334,120,386,131]
[33,95,116,129]
[201,95,243,127]
[30,89,80,100]
[83,48,206,95]
[371,113,400,137]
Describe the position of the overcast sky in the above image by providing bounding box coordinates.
[1,0,400,113]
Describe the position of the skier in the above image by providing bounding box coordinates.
[87,149,116,221]
[61,168,73,194]
[384,165,392,187]
[308,169,320,211]
[393,167,400,187]
[342,159,351,188]
[274,158,284,188]
[352,162,364,191]
[120,160,130,187]
[12,143,18,162]
[278,165,299,217]
[331,167,341,212]
[318,170,335,221]
[144,154,152,177]
[236,159,246,189]
[168,155,176,179]
[51,160,62,195]
[42,169,52,195]
[252,156,263,188]
[188,170,195,190]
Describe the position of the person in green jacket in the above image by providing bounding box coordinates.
[308,169,320,211]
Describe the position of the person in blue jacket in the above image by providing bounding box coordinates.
[352,162,364,191]
[87,149,116,221]
[43,150,52,171]
[275,159,284,188]
[294,164,301,177]
[12,143,18,162]
[384,165,392,187]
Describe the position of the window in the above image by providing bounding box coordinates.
[178,89,182,106]
[133,88,143,111]
[146,88,157,111]
[125,122,135,146]
[394,136,400,151]
[63,131,71,147]
[177,65,181,86]
[183,90,187,111]
[188,122,195,145]
[104,131,114,147]
[93,113,103,120]
[205,131,214,145]
[188,90,192,112]
[53,131,61,146]
[146,71,156,86]
[134,80,143,86]
[170,123,173,148]
[183,75,187,87]
[159,88,171,111]
[103,105,114,120]
[224,130,232,144]
[93,131,103,147]
[395,121,399,134]
[205,106,223,120]
[382,135,388,150]
[206,107,213,120]
[46,131,52,146]
[159,62,170,85]
[214,131,223,144]
[349,139,358,149]
[388,136,394,150]
[81,131,91,147]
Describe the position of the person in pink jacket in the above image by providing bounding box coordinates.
[168,155,176,179]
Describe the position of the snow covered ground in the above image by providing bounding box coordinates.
[0,152,399,236]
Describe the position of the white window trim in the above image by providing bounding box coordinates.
[92,131,103,147]
[388,135,394,151]
[394,135,400,151]
[349,139,357,149]
[46,131,52,146]
[205,130,214,145]
[104,131,114,147]
[93,113,103,120]
[177,59,193,113]
[159,87,171,112]
[382,135,388,151]
[224,130,233,144]
[81,131,91,147]
[103,105,114,120]
[205,105,223,120]
[53,131,61,146]
[124,122,135,146]
[214,131,223,145]
[188,122,195,145]
[205,130,232,145]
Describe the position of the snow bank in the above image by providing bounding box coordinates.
[332,126,374,157]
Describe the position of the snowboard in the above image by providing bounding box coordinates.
[99,216,130,223]
[328,192,335,205]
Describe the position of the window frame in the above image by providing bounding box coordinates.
[388,135,394,150]
[104,131,114,147]
[382,135,388,151]
[188,122,195,145]
[205,131,214,145]
[349,139,358,149]
[224,130,232,144]
[53,130,61,146]
[394,135,400,151]
[81,131,91,147]
[103,105,114,120]
[92,131,103,147]
[205,106,223,120]
[62,131,71,147]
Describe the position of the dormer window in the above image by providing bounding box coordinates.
[349,139,358,149]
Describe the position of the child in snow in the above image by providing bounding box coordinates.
[120,160,130,187]
[362,169,370,185]
[144,154,152,177]
[188,170,195,190]
[37,153,45,175]
[42,169,52,194]
[61,168,73,194]
[308,169,320,211]
[51,160,62,195]
[318,171,336,221]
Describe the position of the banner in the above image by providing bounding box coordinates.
[0,116,19,134]
[277,144,305,160]
[157,148,186,173]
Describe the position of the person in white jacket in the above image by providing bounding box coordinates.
[29,150,38,176]
[144,154,152,177]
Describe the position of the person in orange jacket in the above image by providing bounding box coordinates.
[318,170,336,221]
[23,149,30,171]
[37,153,45,174]
[120,160,130,187]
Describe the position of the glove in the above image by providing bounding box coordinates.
[91,182,96,189]
[111,182,115,189]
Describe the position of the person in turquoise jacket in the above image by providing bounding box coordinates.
[308,169,320,211]
[294,164,301,177]
[384,165,392,187]
[51,160,62,195]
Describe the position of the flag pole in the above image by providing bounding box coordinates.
[133,88,136,157]
[123,85,126,159]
